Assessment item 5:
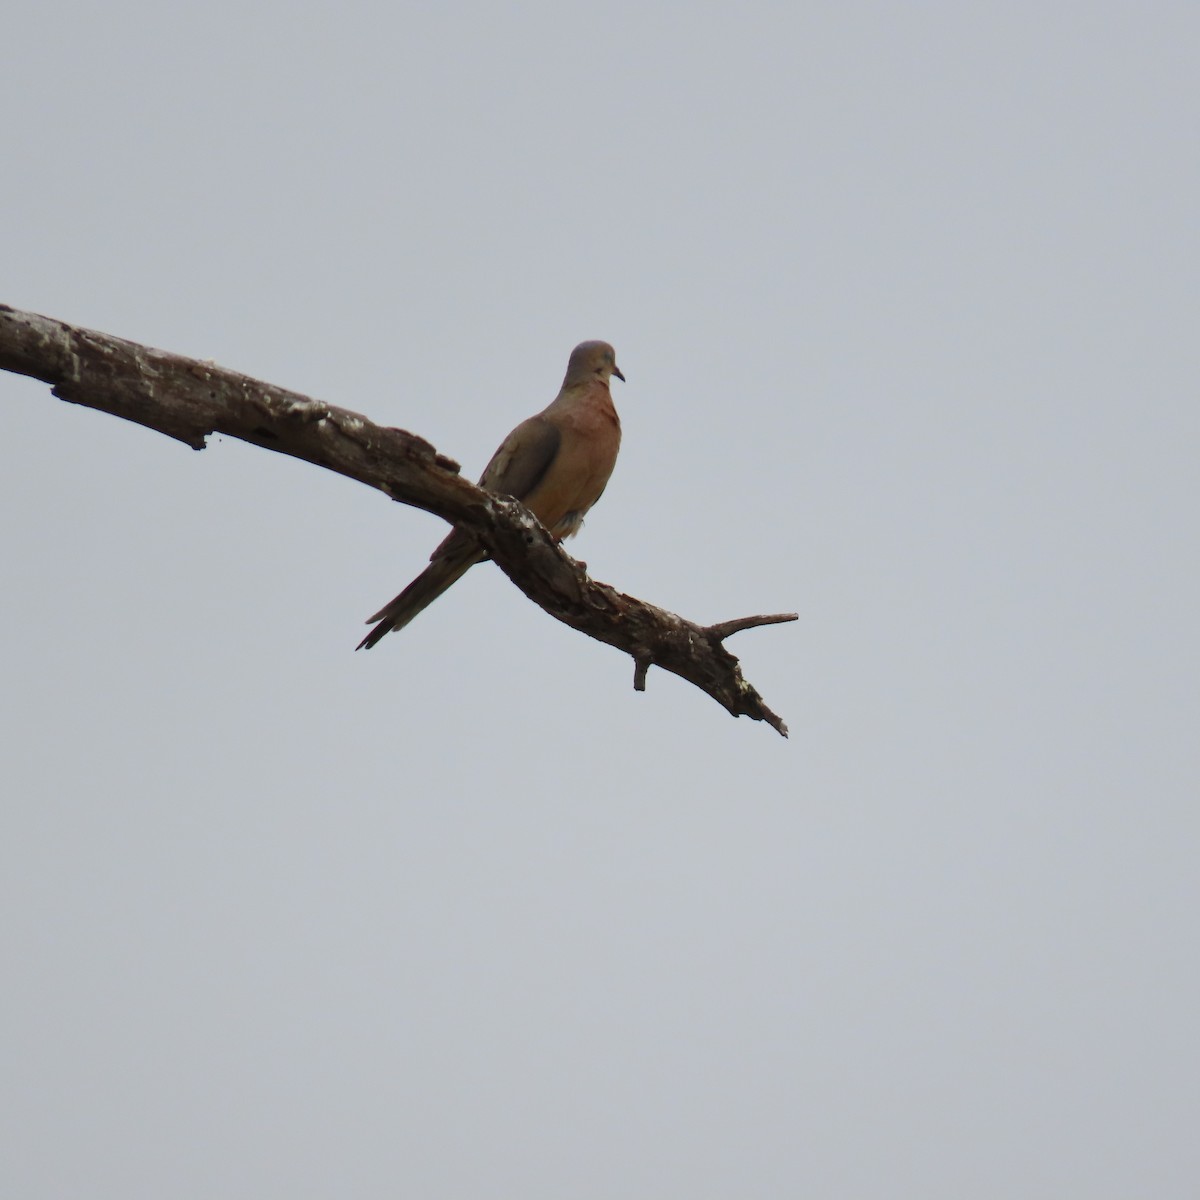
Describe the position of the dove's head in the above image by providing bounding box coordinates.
[564,340,624,388]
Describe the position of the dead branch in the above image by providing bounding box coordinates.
[1,303,796,736]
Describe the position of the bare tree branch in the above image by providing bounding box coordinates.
[1,303,796,736]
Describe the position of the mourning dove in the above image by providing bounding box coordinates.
[357,340,624,650]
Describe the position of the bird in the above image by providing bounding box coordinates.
[357,340,624,650]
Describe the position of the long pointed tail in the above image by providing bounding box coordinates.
[356,545,484,650]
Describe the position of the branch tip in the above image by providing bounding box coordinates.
[706,612,798,642]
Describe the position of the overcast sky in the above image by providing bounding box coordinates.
[3,3,1198,1197]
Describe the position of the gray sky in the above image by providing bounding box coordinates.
[3,3,1198,1196]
